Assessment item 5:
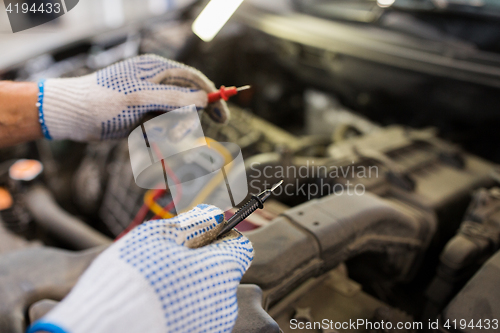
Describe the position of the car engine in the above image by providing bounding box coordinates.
[1,1,500,332]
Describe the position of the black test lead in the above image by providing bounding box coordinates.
[218,180,284,237]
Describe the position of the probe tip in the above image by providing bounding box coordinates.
[236,85,251,92]
[271,180,284,192]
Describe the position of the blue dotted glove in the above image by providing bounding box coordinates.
[37,54,230,141]
[28,204,253,333]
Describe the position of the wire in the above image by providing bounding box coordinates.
[148,137,233,215]
[146,143,182,219]
[116,136,232,240]
[183,137,233,211]
[144,189,175,219]
[115,188,164,240]
[116,144,181,240]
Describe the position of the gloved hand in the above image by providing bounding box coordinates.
[37,54,230,141]
[27,204,253,333]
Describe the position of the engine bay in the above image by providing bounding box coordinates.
[1,1,500,332]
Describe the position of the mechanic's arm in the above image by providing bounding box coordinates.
[0,54,229,148]
[0,81,42,148]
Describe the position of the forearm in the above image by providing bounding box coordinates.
[0,55,227,147]
[0,81,42,148]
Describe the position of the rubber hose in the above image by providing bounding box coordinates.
[25,186,112,249]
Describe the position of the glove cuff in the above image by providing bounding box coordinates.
[39,77,95,141]
[28,321,69,333]
[30,251,164,333]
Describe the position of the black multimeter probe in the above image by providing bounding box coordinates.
[217,180,283,237]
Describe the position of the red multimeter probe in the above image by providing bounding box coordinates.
[207,85,251,104]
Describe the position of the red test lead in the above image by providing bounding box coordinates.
[208,85,251,103]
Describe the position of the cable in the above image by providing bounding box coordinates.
[117,144,179,239]
[147,143,182,219]
[117,136,233,239]
[115,188,165,240]
[144,189,175,219]
[183,137,233,211]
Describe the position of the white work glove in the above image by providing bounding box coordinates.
[37,54,230,141]
[27,204,253,333]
